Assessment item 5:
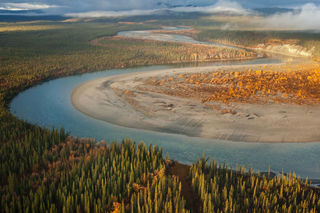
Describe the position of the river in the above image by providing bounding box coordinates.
[10,28,320,180]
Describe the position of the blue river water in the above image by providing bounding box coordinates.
[9,29,320,179]
[10,61,320,179]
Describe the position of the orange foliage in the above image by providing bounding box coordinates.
[144,64,320,105]
[111,202,121,213]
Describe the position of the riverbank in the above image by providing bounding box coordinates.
[71,63,320,143]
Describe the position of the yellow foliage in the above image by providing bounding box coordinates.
[111,202,121,213]
[144,64,320,105]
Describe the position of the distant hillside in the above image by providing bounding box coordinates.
[0,15,66,22]
[253,7,294,15]
[0,9,44,14]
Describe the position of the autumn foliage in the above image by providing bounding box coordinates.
[144,64,320,105]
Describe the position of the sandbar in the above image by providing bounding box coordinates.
[71,64,320,143]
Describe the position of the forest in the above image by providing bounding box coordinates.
[1,15,320,212]
[143,63,320,106]
[191,156,320,213]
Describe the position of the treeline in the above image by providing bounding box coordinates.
[191,157,320,213]
[196,30,270,48]
[97,37,256,63]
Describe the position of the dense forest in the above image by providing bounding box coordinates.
[191,157,320,212]
[1,16,320,212]
[1,135,189,212]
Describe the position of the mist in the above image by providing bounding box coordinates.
[257,3,320,30]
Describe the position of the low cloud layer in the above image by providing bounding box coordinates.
[171,0,248,14]
[66,0,249,18]
[258,3,320,30]
[66,9,158,18]
[0,3,58,11]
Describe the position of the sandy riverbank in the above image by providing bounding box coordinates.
[71,64,320,143]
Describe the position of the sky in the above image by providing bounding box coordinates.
[0,0,319,13]
[0,0,320,30]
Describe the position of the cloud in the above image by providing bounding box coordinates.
[171,0,249,14]
[257,3,320,30]
[52,0,158,12]
[0,3,58,11]
[66,9,158,18]
[66,0,249,18]
[1,0,319,22]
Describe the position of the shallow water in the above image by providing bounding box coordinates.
[118,30,245,50]
[9,29,320,179]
